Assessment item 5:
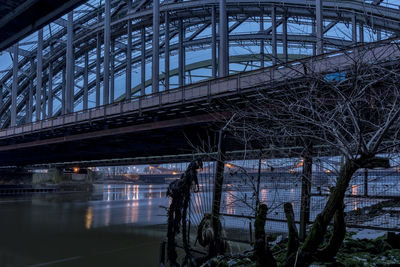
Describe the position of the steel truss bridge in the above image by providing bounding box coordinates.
[0,0,399,166]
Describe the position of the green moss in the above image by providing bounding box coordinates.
[204,233,400,267]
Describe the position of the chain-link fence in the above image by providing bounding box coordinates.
[188,157,400,244]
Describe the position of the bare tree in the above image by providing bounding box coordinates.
[216,40,400,265]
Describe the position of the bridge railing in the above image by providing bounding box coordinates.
[1,38,400,139]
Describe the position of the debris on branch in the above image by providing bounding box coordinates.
[166,158,202,267]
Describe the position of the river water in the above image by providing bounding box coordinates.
[0,184,170,267]
[0,178,391,267]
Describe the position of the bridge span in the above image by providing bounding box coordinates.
[0,39,399,166]
[1,0,400,166]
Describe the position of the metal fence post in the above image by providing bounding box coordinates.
[210,129,226,257]
[299,141,313,241]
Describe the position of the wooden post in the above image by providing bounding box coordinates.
[284,202,299,257]
[249,221,253,244]
[299,141,313,241]
[159,240,166,265]
[364,168,368,197]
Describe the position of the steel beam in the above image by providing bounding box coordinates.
[352,13,357,44]
[312,18,316,56]
[62,68,66,114]
[11,44,18,127]
[260,14,264,68]
[152,0,160,93]
[179,19,185,87]
[219,0,229,77]
[316,0,323,55]
[96,29,101,106]
[48,61,53,117]
[111,40,115,103]
[126,18,132,99]
[36,29,43,120]
[66,12,74,113]
[27,59,34,122]
[42,75,46,120]
[165,12,170,90]
[141,27,146,95]
[272,6,277,65]
[83,51,88,110]
[212,6,217,78]
[103,0,111,105]
[283,14,288,63]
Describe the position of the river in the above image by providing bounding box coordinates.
[0,184,169,267]
[0,178,387,267]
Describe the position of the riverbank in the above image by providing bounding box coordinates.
[199,231,400,266]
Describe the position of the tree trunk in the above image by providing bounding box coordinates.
[254,204,277,267]
[296,156,389,266]
[316,200,346,261]
[282,203,300,267]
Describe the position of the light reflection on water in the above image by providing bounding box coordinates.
[85,182,371,232]
[225,190,238,215]
[81,184,171,229]
[351,184,358,211]
[102,184,166,202]
[85,206,93,229]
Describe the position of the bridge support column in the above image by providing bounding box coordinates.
[36,29,43,120]
[126,1,132,99]
[316,0,323,55]
[152,0,160,93]
[66,12,74,113]
[11,43,18,127]
[219,0,229,77]
[103,0,111,105]
[165,12,170,90]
